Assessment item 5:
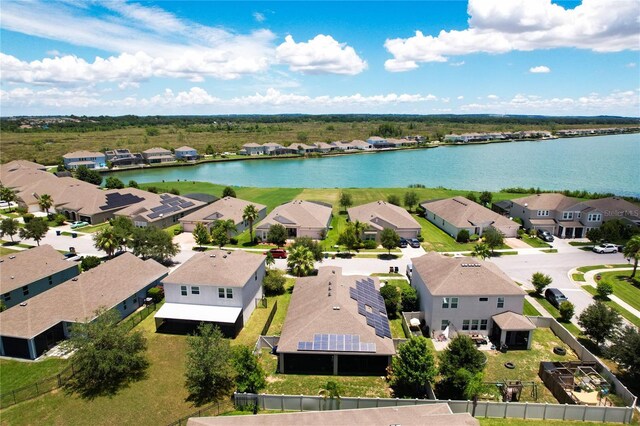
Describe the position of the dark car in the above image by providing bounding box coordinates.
[545,288,568,308]
[408,238,421,248]
[398,238,408,248]
[537,229,554,242]
[267,248,287,259]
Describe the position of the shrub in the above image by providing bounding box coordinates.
[173,226,183,235]
[363,240,377,249]
[469,234,479,242]
[22,213,34,223]
[147,286,164,303]
[417,235,424,242]
[80,256,101,271]
[517,229,526,239]
[596,281,613,299]
[169,188,180,195]
[456,229,470,243]
[15,207,28,215]
[54,214,67,226]
[380,284,401,319]
[229,237,238,245]
[401,286,419,312]
[263,270,286,296]
[147,186,158,194]
[559,301,575,322]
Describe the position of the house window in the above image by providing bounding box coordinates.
[462,320,470,331]
[255,272,258,281]
[480,319,488,330]
[442,297,449,309]
[191,286,200,295]
[226,288,233,299]
[441,320,449,330]
[471,320,479,330]
[181,285,187,296]
[479,297,488,302]
[2,292,10,302]
[562,212,573,220]
[451,297,458,308]
[588,213,602,222]
[497,297,505,308]
[22,286,29,296]
[123,300,127,310]
[537,210,549,217]
[218,288,225,298]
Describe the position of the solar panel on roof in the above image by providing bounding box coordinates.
[351,279,392,339]
[297,334,376,353]
[100,192,145,211]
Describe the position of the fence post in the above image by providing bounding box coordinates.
[503,401,508,418]
[357,397,360,409]
[524,402,528,419]
[563,403,568,420]
[582,405,587,421]
[300,395,303,411]
[281,394,284,412]
[602,405,608,423]
[35,382,39,395]
[543,403,548,420]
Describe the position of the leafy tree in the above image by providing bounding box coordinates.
[404,191,419,212]
[462,370,488,416]
[531,272,552,295]
[232,346,266,393]
[67,309,148,397]
[623,235,640,278]
[266,224,287,247]
[129,226,179,262]
[145,127,160,136]
[0,185,18,212]
[483,226,504,254]
[242,204,260,243]
[586,228,603,243]
[578,301,622,346]
[607,326,640,379]
[387,194,401,206]
[105,176,125,189]
[19,217,48,246]
[479,191,493,206]
[291,236,323,261]
[205,145,215,155]
[352,220,366,245]
[439,335,486,378]
[457,229,470,243]
[211,225,230,248]
[558,301,575,322]
[596,281,613,299]
[466,192,478,203]
[337,224,358,253]
[263,269,286,295]
[380,228,400,254]
[184,324,236,405]
[265,251,275,269]
[380,284,401,318]
[111,216,134,251]
[214,219,237,236]
[128,180,139,188]
[80,256,101,271]
[339,191,352,212]
[75,165,102,185]
[318,381,341,409]
[0,218,19,242]
[93,227,119,258]
[222,186,236,198]
[388,337,437,398]
[287,245,315,277]
[471,243,491,260]
[147,286,164,303]
[401,285,419,312]
[192,222,210,248]
[37,193,53,214]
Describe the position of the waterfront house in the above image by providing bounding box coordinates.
[115,192,205,228]
[421,196,520,238]
[175,146,198,161]
[0,253,167,359]
[154,249,265,337]
[179,196,267,233]
[0,245,80,310]
[276,267,395,375]
[105,149,144,167]
[263,142,295,155]
[347,200,421,242]
[350,139,375,150]
[315,142,337,153]
[62,150,106,169]
[289,143,317,154]
[142,147,175,164]
[241,143,266,155]
[367,136,393,148]
[410,252,532,349]
[255,200,332,240]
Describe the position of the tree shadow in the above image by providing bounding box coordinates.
[65,367,149,400]
[378,253,399,260]
[1,241,18,246]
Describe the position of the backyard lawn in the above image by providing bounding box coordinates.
[415,215,477,252]
[0,357,69,391]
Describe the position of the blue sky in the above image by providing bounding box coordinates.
[1,0,638,116]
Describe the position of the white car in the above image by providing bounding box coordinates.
[592,243,618,254]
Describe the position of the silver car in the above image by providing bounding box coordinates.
[592,243,618,254]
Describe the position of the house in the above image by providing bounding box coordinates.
[276,267,395,375]
[347,200,421,241]
[0,245,80,310]
[115,192,205,228]
[314,142,336,153]
[579,197,640,228]
[175,146,198,161]
[0,253,167,359]
[367,136,393,148]
[386,138,417,147]
[179,196,267,233]
[154,249,265,337]
[263,142,294,155]
[410,252,533,349]
[350,139,374,150]
[288,143,317,154]
[421,197,520,238]
[142,147,175,164]
[255,200,332,240]
[0,160,46,172]
[105,149,143,167]
[62,151,106,169]
[241,143,266,155]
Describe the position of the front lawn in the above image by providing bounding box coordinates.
[415,215,477,252]
[523,300,542,316]
[576,264,630,273]
[581,285,640,328]
[77,222,110,233]
[593,270,640,312]
[521,235,551,248]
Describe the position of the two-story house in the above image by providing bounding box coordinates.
[105,149,143,167]
[142,147,175,164]
[410,252,533,349]
[154,250,266,337]
[175,146,198,161]
[62,151,106,169]
[241,143,266,155]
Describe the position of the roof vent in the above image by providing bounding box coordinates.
[11,276,15,279]
[19,302,27,307]
[328,291,331,297]
[9,255,15,259]
[211,254,216,258]
[332,270,335,274]
[223,255,227,259]
[72,277,78,281]
[332,306,340,310]
[227,251,231,255]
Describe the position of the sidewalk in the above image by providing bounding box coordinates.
[580,268,640,319]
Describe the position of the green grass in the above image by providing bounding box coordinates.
[79,222,110,233]
[0,358,70,392]
[523,300,542,316]
[479,419,626,426]
[568,241,594,247]
[594,270,640,312]
[541,249,558,253]
[576,264,630,273]
[389,318,407,338]
[581,285,640,328]
[0,246,20,255]
[521,235,551,248]
[370,272,403,277]
[526,292,582,336]
[164,223,182,236]
[415,215,477,252]
[571,273,586,282]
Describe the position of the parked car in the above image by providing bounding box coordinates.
[593,243,618,254]
[398,238,408,248]
[70,221,89,229]
[267,248,287,259]
[537,229,554,242]
[545,288,568,308]
[408,238,421,248]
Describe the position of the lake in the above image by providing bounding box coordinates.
[106,133,640,197]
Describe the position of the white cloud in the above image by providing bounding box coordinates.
[529,65,551,73]
[457,95,464,100]
[253,12,265,22]
[487,94,499,99]
[626,62,637,68]
[276,35,367,75]
[384,0,640,71]
[449,61,465,67]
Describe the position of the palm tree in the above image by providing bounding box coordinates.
[319,381,341,410]
[93,227,119,258]
[265,251,275,270]
[471,243,491,260]
[37,194,53,215]
[623,235,640,278]
[287,245,315,277]
[352,220,366,247]
[242,204,259,243]
[215,219,237,237]
[0,185,18,212]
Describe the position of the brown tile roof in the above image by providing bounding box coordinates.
[0,160,46,172]
[582,197,640,221]
[411,252,524,297]
[277,267,396,356]
[511,193,580,211]
[0,253,167,339]
[162,249,264,288]
[492,311,536,331]
[0,245,77,294]
[256,200,332,231]
[175,146,196,152]
[179,197,266,225]
[242,143,262,148]
[421,197,519,229]
[142,147,172,154]
[62,150,104,159]
[188,404,479,426]
[348,200,420,231]
[115,193,205,223]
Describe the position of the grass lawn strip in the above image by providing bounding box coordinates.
[581,286,640,328]
[0,246,20,256]
[592,270,640,312]
[521,235,551,248]
[523,300,542,316]
[527,292,582,337]
[576,264,630,273]
[479,419,624,426]
[571,273,585,282]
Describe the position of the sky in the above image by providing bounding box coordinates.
[1,0,639,117]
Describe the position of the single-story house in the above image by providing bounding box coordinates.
[347,200,421,241]
[175,146,198,161]
[62,151,106,169]
[276,267,396,375]
[115,192,205,228]
[0,245,80,309]
[155,249,265,337]
[314,142,336,153]
[142,147,175,164]
[289,143,317,154]
[421,197,520,238]
[367,136,393,148]
[256,200,332,240]
[0,253,167,359]
[179,196,267,233]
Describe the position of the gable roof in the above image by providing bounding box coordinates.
[175,146,196,152]
[492,311,536,331]
[348,201,420,231]
[421,197,519,229]
[277,267,395,355]
[179,196,266,224]
[142,147,172,154]
[256,200,332,230]
[0,160,46,172]
[162,249,264,288]
[411,252,524,297]
[115,192,205,223]
[0,253,167,339]
[62,150,105,159]
[582,197,640,222]
[510,193,580,211]
[0,245,77,294]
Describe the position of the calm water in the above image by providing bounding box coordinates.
[107,133,640,196]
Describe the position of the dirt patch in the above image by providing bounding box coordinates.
[266,376,283,384]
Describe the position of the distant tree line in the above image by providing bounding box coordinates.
[501,187,640,203]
